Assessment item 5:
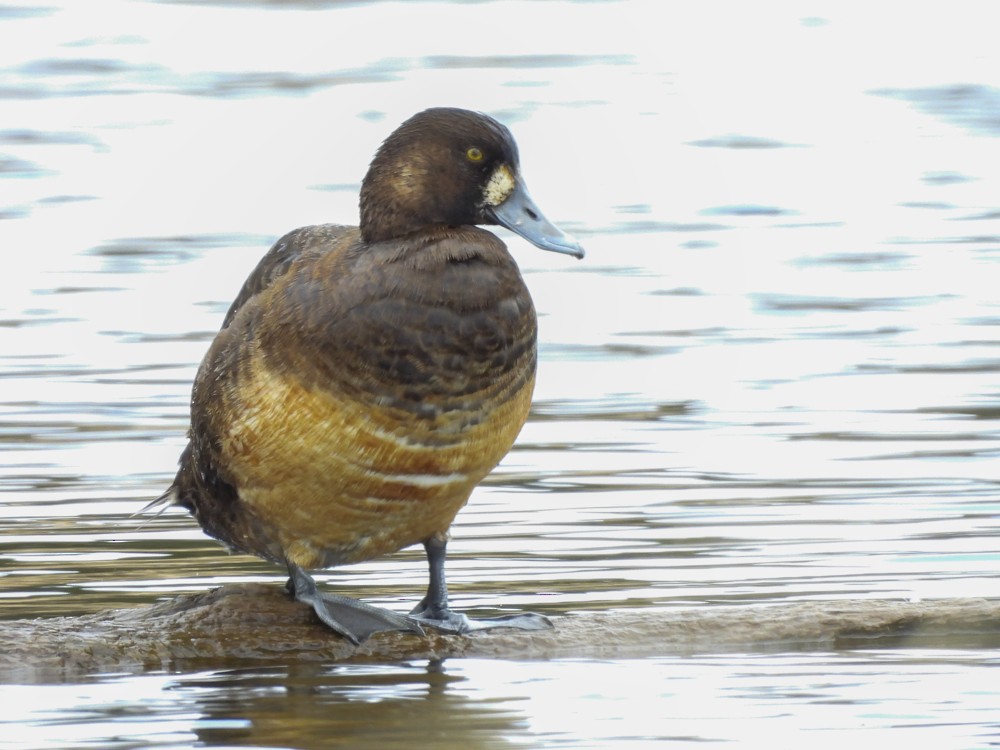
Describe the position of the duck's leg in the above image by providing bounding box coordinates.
[409,534,553,634]
[286,561,424,644]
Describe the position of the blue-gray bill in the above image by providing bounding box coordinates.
[490,177,585,259]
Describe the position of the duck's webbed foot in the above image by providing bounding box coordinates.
[410,599,552,635]
[286,562,424,645]
[408,535,554,635]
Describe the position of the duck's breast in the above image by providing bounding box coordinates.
[189,227,537,567]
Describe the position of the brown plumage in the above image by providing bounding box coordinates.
[156,108,583,643]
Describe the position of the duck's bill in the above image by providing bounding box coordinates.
[489,177,585,259]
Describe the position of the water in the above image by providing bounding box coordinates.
[3,655,1000,749]
[2,0,1000,746]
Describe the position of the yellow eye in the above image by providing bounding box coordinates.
[466,147,484,162]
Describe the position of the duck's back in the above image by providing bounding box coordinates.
[173,223,537,570]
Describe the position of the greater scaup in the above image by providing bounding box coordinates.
[153,107,584,643]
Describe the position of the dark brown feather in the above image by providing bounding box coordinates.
[165,109,550,571]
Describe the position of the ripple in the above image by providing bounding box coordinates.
[922,170,975,185]
[793,251,911,268]
[0,129,103,148]
[0,154,51,178]
[873,84,1000,136]
[5,58,167,99]
[0,205,29,220]
[422,53,635,70]
[36,194,99,205]
[531,398,695,422]
[181,67,401,98]
[6,58,397,100]
[859,359,1000,374]
[700,204,794,217]
[898,201,953,210]
[612,220,731,234]
[688,135,801,149]
[0,4,54,19]
[87,234,271,272]
[754,293,936,313]
[891,234,1000,245]
[955,209,1000,221]
[20,58,152,77]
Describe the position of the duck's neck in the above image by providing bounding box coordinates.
[359,190,424,243]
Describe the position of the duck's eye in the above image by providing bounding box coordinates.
[466,147,484,162]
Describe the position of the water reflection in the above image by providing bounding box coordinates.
[170,662,524,749]
[2,653,999,748]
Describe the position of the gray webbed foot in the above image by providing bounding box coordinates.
[286,562,424,645]
[410,599,552,635]
[412,535,554,636]
[409,599,473,634]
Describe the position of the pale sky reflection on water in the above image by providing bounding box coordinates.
[1,0,1000,747]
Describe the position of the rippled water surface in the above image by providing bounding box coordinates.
[2,0,1000,747]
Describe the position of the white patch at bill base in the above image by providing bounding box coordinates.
[482,164,515,207]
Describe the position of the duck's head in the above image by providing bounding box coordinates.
[359,107,584,259]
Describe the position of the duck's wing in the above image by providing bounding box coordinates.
[143,225,358,538]
[221,224,357,330]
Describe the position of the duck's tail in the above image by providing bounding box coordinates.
[130,485,179,529]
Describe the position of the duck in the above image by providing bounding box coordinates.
[153,107,584,644]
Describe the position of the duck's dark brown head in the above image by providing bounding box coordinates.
[359,107,584,258]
